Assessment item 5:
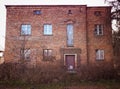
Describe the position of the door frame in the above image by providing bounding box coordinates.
[64,54,77,68]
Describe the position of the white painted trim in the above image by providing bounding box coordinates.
[64,54,77,67]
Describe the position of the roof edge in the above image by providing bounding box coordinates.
[5,5,87,8]
[88,6,111,8]
[5,5,111,9]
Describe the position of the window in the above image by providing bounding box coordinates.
[43,49,52,57]
[68,10,72,14]
[44,24,52,35]
[21,48,31,60]
[43,49,52,60]
[94,11,101,16]
[33,10,41,15]
[94,24,103,35]
[21,24,31,35]
[96,49,104,60]
[67,24,73,46]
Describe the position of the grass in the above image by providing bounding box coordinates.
[0,79,120,89]
[96,79,120,89]
[0,80,31,88]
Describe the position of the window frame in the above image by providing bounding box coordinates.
[96,49,104,60]
[67,24,74,47]
[33,10,42,15]
[21,24,31,36]
[43,24,52,35]
[43,49,53,59]
[94,11,101,16]
[43,49,52,57]
[20,48,31,60]
[94,24,103,36]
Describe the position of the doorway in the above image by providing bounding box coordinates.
[65,55,76,70]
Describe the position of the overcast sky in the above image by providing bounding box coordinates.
[0,0,109,50]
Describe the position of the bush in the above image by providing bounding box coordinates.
[0,62,118,84]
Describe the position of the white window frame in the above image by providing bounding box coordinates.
[44,24,52,35]
[96,49,104,60]
[95,24,103,35]
[43,49,52,57]
[21,24,31,35]
[21,48,31,60]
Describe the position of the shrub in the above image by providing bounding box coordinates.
[0,62,118,84]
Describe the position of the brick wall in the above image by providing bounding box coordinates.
[87,7,113,64]
[5,5,113,69]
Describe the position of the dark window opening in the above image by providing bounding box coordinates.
[68,10,72,14]
[33,10,42,15]
[94,11,101,16]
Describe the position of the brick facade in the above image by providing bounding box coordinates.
[5,5,113,70]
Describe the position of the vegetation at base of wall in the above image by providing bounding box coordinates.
[0,79,120,89]
[0,62,119,85]
[0,80,30,88]
[0,62,120,89]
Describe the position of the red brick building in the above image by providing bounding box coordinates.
[5,5,113,71]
